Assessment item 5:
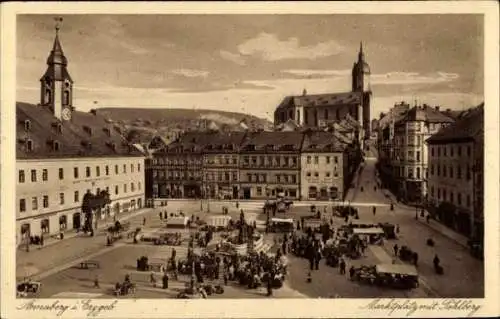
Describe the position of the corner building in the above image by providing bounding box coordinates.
[16,25,145,245]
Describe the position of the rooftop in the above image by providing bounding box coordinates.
[301,131,346,153]
[276,91,362,110]
[16,102,143,159]
[396,105,455,125]
[426,103,484,144]
[240,131,305,152]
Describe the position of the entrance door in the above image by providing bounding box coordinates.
[232,186,239,199]
[73,213,81,230]
[138,198,142,208]
[243,187,251,199]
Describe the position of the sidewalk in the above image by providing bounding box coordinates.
[18,207,152,252]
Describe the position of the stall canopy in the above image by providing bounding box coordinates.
[166,216,189,227]
[271,218,294,224]
[376,264,418,276]
[206,215,232,227]
[353,227,385,235]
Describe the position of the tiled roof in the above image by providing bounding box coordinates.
[157,131,247,154]
[16,102,143,159]
[301,131,346,152]
[397,106,454,124]
[241,131,304,152]
[427,103,484,144]
[276,91,362,109]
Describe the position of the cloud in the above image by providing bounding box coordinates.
[281,69,351,77]
[371,71,460,85]
[237,32,344,61]
[219,50,246,65]
[170,69,209,78]
[118,41,150,55]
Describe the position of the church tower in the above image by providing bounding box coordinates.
[40,17,74,121]
[351,42,372,137]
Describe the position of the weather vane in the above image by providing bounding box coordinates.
[54,16,63,32]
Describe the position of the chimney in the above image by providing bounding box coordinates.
[435,106,440,112]
[302,88,307,96]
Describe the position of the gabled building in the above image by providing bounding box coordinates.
[300,131,347,200]
[16,24,145,245]
[426,103,484,241]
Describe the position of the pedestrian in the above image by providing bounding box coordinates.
[349,266,355,279]
[40,235,44,247]
[393,244,399,256]
[396,224,400,233]
[339,258,346,275]
[433,254,440,268]
[150,272,156,287]
[159,212,162,220]
[372,206,376,216]
[143,217,146,226]
[94,275,100,288]
[162,273,169,289]
[413,252,419,266]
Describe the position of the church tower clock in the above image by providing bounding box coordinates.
[351,42,372,136]
[40,17,73,121]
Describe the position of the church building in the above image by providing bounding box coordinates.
[273,42,372,140]
[16,21,145,246]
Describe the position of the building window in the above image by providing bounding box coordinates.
[443,146,447,157]
[457,193,462,205]
[58,168,64,180]
[450,146,454,157]
[59,192,65,205]
[466,195,471,207]
[334,156,339,164]
[138,163,141,172]
[416,167,420,179]
[123,164,127,173]
[291,175,297,183]
[41,219,49,234]
[430,187,434,198]
[430,164,434,175]
[43,195,49,208]
[131,164,134,173]
[96,166,100,177]
[138,182,141,190]
[105,165,109,176]
[443,165,447,177]
[416,151,420,161]
[467,146,471,157]
[42,169,48,181]
[19,170,25,183]
[437,147,441,157]
[457,165,462,179]
[115,185,119,195]
[326,156,330,164]
[326,172,331,177]
[86,166,91,178]
[232,172,237,181]
[131,183,135,192]
[314,156,319,164]
[466,165,471,180]
[437,165,441,176]
[314,172,319,177]
[74,191,79,203]
[115,165,119,174]
[277,175,281,183]
[443,189,447,201]
[31,169,37,182]
[450,192,454,203]
[256,187,262,196]
[74,167,79,179]
[20,199,26,212]
[306,172,311,177]
[431,147,434,157]
[449,166,453,178]
[458,146,462,156]
[437,188,441,200]
[307,156,311,164]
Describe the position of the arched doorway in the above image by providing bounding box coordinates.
[73,213,81,230]
[59,215,68,231]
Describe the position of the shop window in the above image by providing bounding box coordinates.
[41,219,50,234]
[59,215,67,231]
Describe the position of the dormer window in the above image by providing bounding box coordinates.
[83,126,92,136]
[103,127,111,137]
[309,144,317,149]
[53,140,61,151]
[26,139,33,152]
[24,120,32,132]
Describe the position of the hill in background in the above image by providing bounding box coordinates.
[95,107,274,144]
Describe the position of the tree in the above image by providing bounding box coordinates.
[81,190,111,235]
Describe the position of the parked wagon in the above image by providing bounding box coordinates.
[268,218,294,233]
[374,263,419,289]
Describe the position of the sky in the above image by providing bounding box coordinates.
[16,14,484,120]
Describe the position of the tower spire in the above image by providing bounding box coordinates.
[358,41,365,61]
